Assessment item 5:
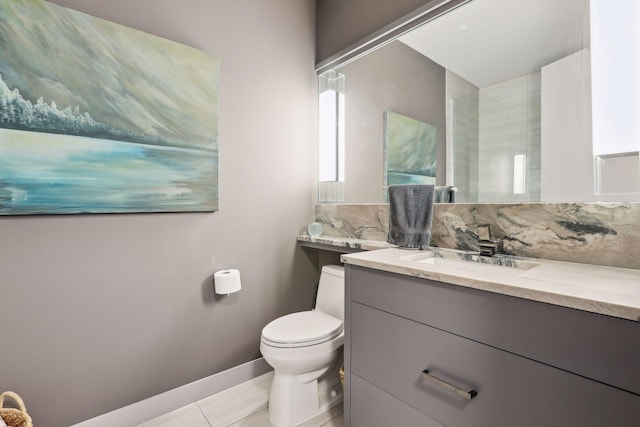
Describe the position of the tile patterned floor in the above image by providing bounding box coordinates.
[135,372,343,427]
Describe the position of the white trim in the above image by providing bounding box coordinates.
[70,358,272,427]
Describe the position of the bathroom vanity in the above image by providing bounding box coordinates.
[340,248,640,427]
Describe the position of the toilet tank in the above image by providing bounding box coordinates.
[315,264,345,320]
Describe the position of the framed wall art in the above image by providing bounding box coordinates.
[0,0,219,215]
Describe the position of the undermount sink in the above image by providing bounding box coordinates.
[402,249,540,276]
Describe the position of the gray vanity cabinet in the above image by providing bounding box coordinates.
[343,265,640,427]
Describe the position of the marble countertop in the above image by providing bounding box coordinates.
[341,247,640,322]
[297,235,395,252]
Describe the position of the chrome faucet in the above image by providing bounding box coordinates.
[477,224,503,257]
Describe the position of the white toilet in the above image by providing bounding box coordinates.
[260,265,345,427]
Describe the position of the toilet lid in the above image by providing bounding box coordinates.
[262,311,343,348]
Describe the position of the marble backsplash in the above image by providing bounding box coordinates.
[316,203,640,270]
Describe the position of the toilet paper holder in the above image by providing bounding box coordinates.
[214,269,242,295]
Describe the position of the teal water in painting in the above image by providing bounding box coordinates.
[387,172,436,185]
[0,129,217,215]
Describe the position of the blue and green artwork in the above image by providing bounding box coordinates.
[0,0,219,215]
[384,111,437,191]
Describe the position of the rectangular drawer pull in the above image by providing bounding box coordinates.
[421,369,478,400]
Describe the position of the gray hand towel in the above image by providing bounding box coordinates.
[387,184,435,249]
[434,185,456,203]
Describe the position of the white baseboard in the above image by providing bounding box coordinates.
[70,357,272,427]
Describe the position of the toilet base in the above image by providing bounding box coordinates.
[268,355,343,427]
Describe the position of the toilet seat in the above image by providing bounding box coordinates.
[261,311,343,348]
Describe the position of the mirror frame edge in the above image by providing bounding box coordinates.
[315,0,473,74]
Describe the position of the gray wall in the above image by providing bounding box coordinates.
[339,41,446,203]
[0,1,318,426]
[316,0,430,63]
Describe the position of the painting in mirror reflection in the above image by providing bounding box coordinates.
[384,110,437,201]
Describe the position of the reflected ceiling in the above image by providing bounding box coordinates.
[399,0,590,88]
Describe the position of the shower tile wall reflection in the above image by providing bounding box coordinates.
[479,72,541,202]
[446,70,479,203]
[448,72,542,203]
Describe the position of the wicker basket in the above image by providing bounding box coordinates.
[0,392,33,427]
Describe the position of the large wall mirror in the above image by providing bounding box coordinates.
[318,0,640,204]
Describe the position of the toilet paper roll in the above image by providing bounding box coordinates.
[214,269,242,295]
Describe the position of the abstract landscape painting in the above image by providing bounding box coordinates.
[384,110,437,191]
[0,0,219,214]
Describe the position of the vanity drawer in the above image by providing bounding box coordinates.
[350,301,640,427]
[349,265,640,394]
[351,374,443,427]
